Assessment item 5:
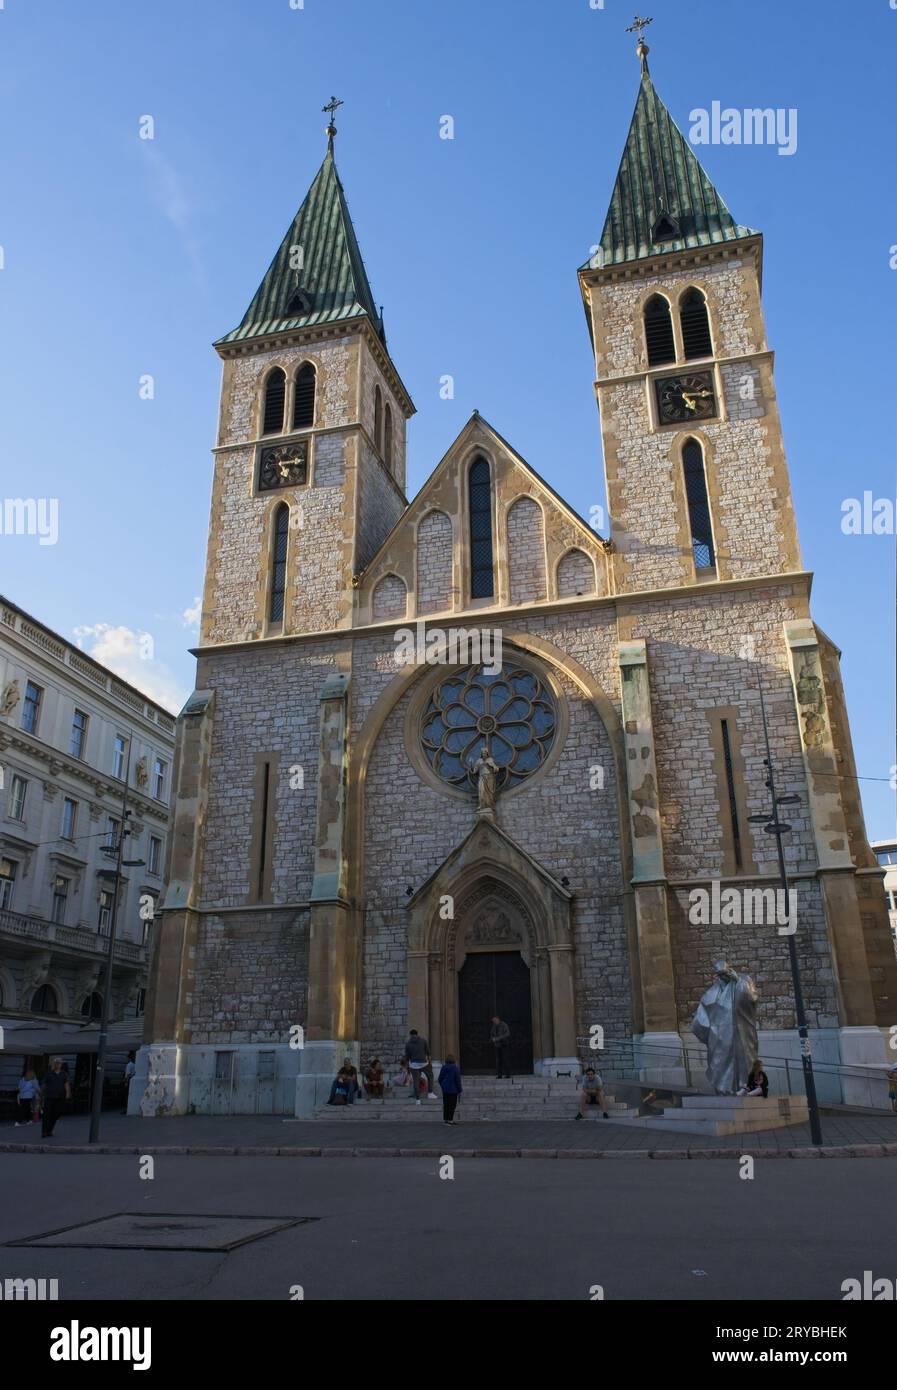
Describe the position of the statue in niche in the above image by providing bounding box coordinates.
[691,960,760,1095]
[472,746,500,818]
[135,756,149,788]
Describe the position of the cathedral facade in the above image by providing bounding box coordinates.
[136,62,896,1116]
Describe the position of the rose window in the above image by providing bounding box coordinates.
[421,663,557,794]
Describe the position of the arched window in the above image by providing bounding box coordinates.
[292,362,316,430]
[81,991,102,1022]
[374,386,384,454]
[384,404,393,472]
[269,504,289,623]
[680,288,713,360]
[31,984,59,1015]
[682,439,715,570]
[644,294,676,366]
[468,456,494,599]
[262,368,286,435]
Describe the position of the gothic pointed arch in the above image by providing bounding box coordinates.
[262,366,286,435]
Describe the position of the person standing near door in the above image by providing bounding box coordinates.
[437,1055,463,1125]
[490,1016,511,1079]
[40,1058,71,1137]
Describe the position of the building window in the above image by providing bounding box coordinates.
[113,734,127,780]
[468,456,495,599]
[719,720,743,870]
[374,385,384,454]
[136,987,147,1014]
[21,681,42,734]
[269,504,289,624]
[887,890,897,912]
[51,875,69,925]
[70,709,88,759]
[98,888,115,936]
[0,857,17,910]
[421,662,557,795]
[152,758,168,801]
[61,797,77,840]
[876,849,897,867]
[680,288,713,359]
[148,835,162,875]
[644,294,676,367]
[384,404,394,472]
[292,362,316,429]
[682,438,715,570]
[31,984,59,1015]
[105,816,120,849]
[262,367,286,435]
[8,774,27,822]
[141,905,155,947]
[81,991,102,1021]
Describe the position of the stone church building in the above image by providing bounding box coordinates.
[136,56,896,1116]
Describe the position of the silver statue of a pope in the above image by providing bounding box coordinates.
[691,960,759,1095]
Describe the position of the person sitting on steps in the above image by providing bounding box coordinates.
[574,1066,609,1120]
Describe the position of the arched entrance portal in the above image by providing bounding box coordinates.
[458,949,534,1074]
[404,819,579,1076]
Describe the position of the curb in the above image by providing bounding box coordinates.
[0,1142,893,1160]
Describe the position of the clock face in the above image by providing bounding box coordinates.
[655,372,717,425]
[258,440,309,492]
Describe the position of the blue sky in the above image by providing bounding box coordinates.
[0,0,894,836]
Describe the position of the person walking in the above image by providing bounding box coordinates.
[403,1029,437,1103]
[120,1051,137,1114]
[437,1055,463,1125]
[14,1070,40,1127]
[40,1058,71,1137]
[490,1016,511,1079]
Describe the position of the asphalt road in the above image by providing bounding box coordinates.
[0,1153,891,1301]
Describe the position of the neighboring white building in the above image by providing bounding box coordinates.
[871,840,897,954]
[0,595,175,1106]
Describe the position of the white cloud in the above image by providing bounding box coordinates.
[73,623,185,714]
[180,596,202,630]
[140,144,204,283]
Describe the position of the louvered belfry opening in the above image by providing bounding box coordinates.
[682,438,715,570]
[468,456,495,599]
[644,295,676,366]
[292,363,316,429]
[680,288,713,359]
[269,504,289,622]
[263,368,286,435]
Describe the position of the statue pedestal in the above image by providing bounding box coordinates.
[616,1093,809,1137]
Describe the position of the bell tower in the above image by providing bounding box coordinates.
[201,106,414,646]
[578,38,802,596]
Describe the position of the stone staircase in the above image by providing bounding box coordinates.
[307,1074,638,1122]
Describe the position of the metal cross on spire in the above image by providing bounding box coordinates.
[322,95,344,143]
[625,15,653,76]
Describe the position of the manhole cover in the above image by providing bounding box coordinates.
[7,1213,317,1252]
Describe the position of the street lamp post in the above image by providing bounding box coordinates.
[88,739,143,1144]
[750,669,823,1146]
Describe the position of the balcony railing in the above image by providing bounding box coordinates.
[0,907,146,965]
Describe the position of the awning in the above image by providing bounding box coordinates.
[0,1017,145,1054]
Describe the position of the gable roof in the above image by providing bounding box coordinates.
[586,74,757,269]
[216,140,384,347]
[358,412,610,584]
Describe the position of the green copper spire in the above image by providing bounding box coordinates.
[588,70,757,269]
[217,128,383,347]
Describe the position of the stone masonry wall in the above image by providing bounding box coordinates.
[188,909,309,1045]
[507,496,547,604]
[557,547,596,598]
[417,509,454,614]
